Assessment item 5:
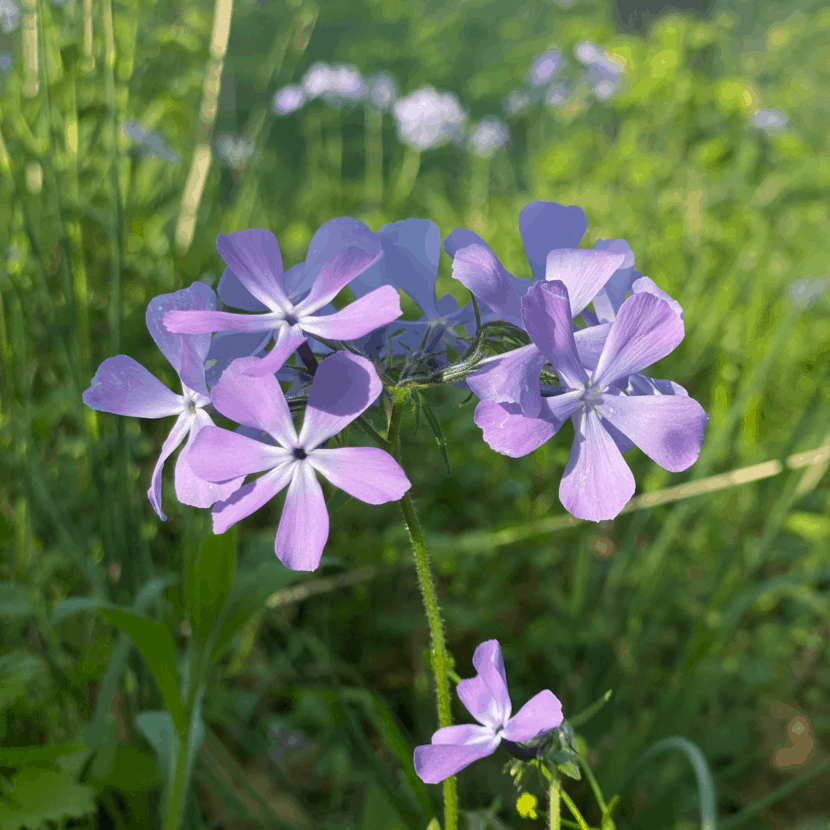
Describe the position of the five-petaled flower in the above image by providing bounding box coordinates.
[185,342,411,571]
[474,280,709,521]
[162,228,401,378]
[414,639,563,784]
[82,282,244,520]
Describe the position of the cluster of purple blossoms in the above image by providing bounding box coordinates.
[83,199,707,569]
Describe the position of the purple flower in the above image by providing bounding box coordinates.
[272,84,306,116]
[82,283,244,520]
[475,281,708,521]
[468,117,510,159]
[367,72,397,111]
[163,228,399,378]
[527,50,563,87]
[393,86,468,151]
[0,0,19,33]
[413,640,563,784]
[186,348,411,571]
[446,209,625,417]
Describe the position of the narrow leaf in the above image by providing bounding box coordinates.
[187,524,238,643]
[417,392,451,476]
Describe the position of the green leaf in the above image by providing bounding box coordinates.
[0,765,96,830]
[416,392,451,476]
[0,582,32,618]
[326,487,352,514]
[568,689,613,729]
[187,524,238,643]
[0,745,86,768]
[86,743,160,794]
[97,608,186,735]
[425,820,441,830]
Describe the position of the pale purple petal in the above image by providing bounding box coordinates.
[174,410,246,507]
[466,344,546,417]
[451,243,523,328]
[413,731,500,784]
[164,309,281,335]
[469,640,512,725]
[145,281,216,374]
[186,424,290,481]
[293,245,384,316]
[544,249,626,318]
[299,286,402,340]
[216,229,290,312]
[178,336,210,398]
[205,330,273,386]
[592,293,685,390]
[521,281,588,389]
[518,201,588,282]
[600,394,708,472]
[589,239,635,323]
[236,325,306,378]
[298,352,382,449]
[631,276,683,320]
[500,690,564,743]
[217,266,270,312]
[275,463,328,571]
[83,355,183,418]
[293,217,378,299]
[209,355,299,447]
[475,392,582,458]
[627,374,688,396]
[147,412,192,520]
[574,323,611,372]
[363,218,441,315]
[559,410,635,521]
[443,227,487,259]
[307,447,411,504]
[212,463,295,534]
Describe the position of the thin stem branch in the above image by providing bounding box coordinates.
[398,491,457,830]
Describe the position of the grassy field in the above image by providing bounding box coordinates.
[0,0,829,828]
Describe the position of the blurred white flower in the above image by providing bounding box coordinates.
[468,116,510,158]
[393,86,467,151]
[0,0,19,32]
[503,89,532,116]
[324,64,367,105]
[789,276,826,308]
[122,121,180,164]
[272,84,306,116]
[302,62,334,99]
[575,41,602,65]
[368,72,397,111]
[527,50,563,87]
[752,108,788,131]
[215,133,253,169]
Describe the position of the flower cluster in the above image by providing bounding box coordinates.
[83,200,707,569]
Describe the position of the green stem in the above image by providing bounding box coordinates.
[560,789,590,830]
[549,767,561,830]
[386,395,408,451]
[397,490,457,830]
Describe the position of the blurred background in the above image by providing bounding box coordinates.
[0,0,829,828]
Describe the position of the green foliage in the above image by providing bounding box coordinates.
[1,0,829,828]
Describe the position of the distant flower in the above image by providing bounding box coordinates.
[122,121,180,164]
[752,108,788,131]
[186,351,411,571]
[575,40,602,65]
[268,726,306,762]
[789,276,826,309]
[0,0,19,33]
[272,84,305,116]
[503,89,532,116]
[468,116,510,159]
[215,133,253,170]
[414,640,563,783]
[545,85,570,107]
[367,71,397,111]
[324,64,366,105]
[82,283,244,520]
[393,86,467,151]
[0,51,12,74]
[527,50,563,87]
[302,61,333,99]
